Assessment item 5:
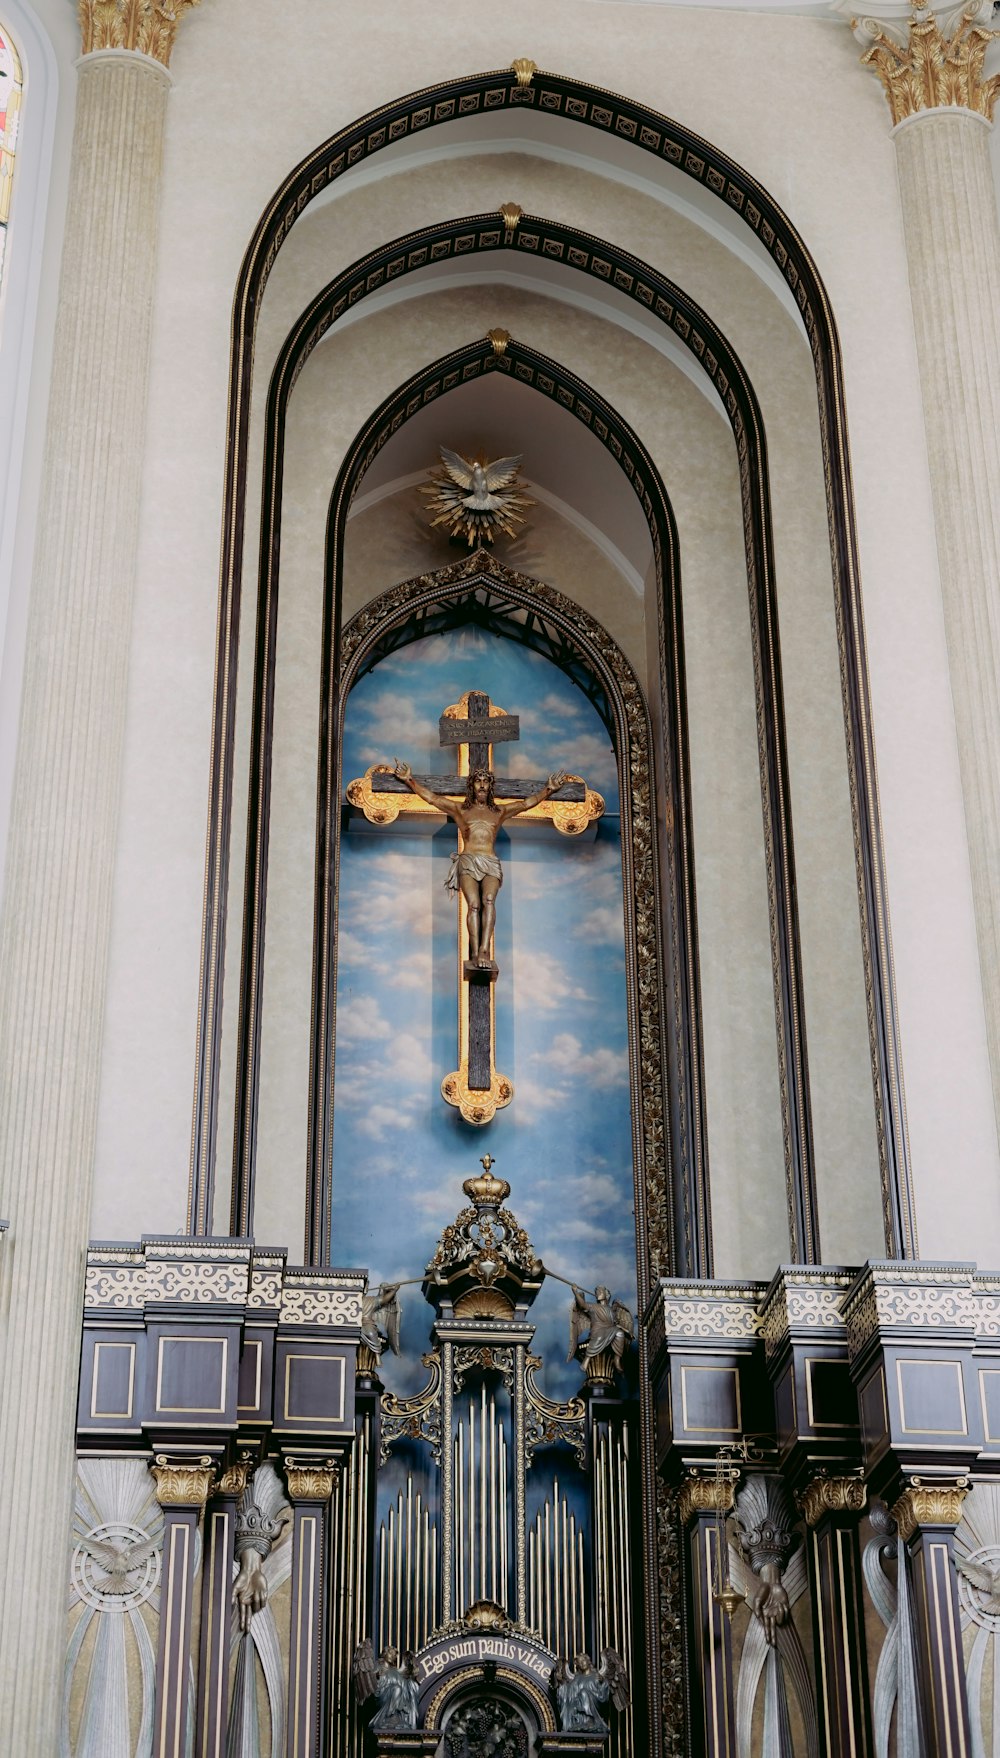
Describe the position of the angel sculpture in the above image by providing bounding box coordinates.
[956,1552,1000,1615]
[567,1284,634,1374]
[420,446,533,547]
[552,1650,630,1734]
[360,1282,402,1362]
[352,1640,420,1730]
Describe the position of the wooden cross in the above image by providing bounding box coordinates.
[346,690,604,1126]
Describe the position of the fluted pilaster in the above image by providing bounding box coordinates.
[841,0,1000,1131]
[892,104,1000,1119]
[0,30,189,1749]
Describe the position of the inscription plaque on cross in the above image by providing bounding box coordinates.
[346,689,604,1125]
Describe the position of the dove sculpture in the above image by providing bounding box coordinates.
[420,446,533,546]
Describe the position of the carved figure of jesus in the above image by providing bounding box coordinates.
[392,761,569,966]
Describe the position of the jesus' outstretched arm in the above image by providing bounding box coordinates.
[393,759,466,822]
[498,770,570,824]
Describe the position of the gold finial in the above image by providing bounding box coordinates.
[480,1155,496,1172]
[78,0,201,66]
[486,329,511,358]
[510,58,538,87]
[499,203,523,244]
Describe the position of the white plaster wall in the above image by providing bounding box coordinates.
[87,0,998,1268]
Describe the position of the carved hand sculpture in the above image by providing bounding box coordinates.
[748,1559,790,1646]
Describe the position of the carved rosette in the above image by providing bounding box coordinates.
[284,1458,339,1502]
[797,1476,867,1528]
[78,0,200,65]
[150,1454,216,1508]
[677,1474,736,1526]
[852,4,1000,124]
[891,1479,969,1541]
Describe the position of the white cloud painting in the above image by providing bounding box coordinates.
[333,628,635,1398]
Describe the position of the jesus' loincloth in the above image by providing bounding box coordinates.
[445,851,504,894]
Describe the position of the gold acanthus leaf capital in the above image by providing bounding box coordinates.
[150,1454,216,1508]
[797,1475,867,1528]
[79,0,201,67]
[855,5,1000,124]
[891,1477,969,1541]
[216,1457,253,1499]
[677,1474,736,1525]
[284,1457,340,1502]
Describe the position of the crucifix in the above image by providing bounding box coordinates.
[346,689,604,1125]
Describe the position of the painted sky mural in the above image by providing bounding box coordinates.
[333,627,635,1399]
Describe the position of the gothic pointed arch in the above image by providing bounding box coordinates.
[201,221,822,1282]
[185,63,913,1266]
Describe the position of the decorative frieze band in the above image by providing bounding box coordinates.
[84,1239,363,1325]
[78,0,200,66]
[757,1268,851,1362]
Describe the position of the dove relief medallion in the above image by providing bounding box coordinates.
[956,1547,1000,1628]
[72,1521,161,1611]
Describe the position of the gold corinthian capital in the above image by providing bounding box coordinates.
[79,0,201,67]
[851,1,1000,124]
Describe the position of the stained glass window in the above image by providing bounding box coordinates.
[0,27,23,313]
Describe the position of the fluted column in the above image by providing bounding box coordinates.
[0,4,197,1748]
[838,0,1000,1123]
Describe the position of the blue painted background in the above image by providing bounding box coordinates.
[333,628,635,1399]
